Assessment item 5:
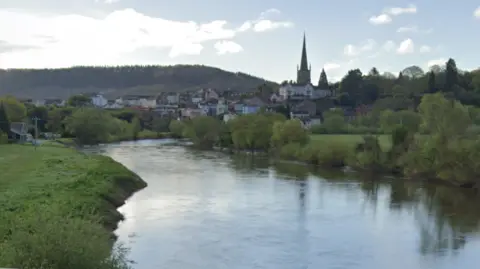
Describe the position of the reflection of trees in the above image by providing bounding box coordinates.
[237,156,480,257]
[229,154,270,174]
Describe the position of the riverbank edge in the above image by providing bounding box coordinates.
[197,144,477,189]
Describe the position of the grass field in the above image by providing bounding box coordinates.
[0,143,146,268]
[310,134,392,150]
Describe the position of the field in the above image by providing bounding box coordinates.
[0,143,146,268]
[310,134,392,150]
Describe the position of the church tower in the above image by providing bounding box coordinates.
[296,33,311,85]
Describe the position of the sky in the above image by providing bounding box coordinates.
[0,0,479,83]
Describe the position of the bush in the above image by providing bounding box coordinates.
[0,207,131,269]
[0,131,8,144]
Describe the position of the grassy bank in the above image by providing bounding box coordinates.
[0,144,147,269]
[310,134,391,151]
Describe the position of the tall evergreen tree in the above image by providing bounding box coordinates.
[445,58,458,92]
[318,68,329,89]
[427,71,436,93]
[0,102,11,134]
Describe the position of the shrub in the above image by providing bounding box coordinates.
[0,206,131,269]
[0,131,8,144]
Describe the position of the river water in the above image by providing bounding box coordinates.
[89,139,480,269]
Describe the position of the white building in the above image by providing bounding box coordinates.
[91,94,108,107]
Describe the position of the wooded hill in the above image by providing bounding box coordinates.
[0,65,278,99]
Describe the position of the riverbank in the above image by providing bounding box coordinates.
[0,143,147,268]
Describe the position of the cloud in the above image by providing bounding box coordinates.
[369,14,391,25]
[0,40,39,53]
[427,58,446,67]
[382,40,396,52]
[238,9,293,32]
[343,39,376,56]
[385,4,417,16]
[396,38,414,54]
[0,8,288,67]
[397,25,433,34]
[323,62,341,71]
[214,40,243,55]
[369,4,417,25]
[419,45,431,53]
[95,0,120,3]
[475,7,480,18]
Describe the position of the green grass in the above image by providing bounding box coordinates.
[310,134,392,151]
[0,144,146,269]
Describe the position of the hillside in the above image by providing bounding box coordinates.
[0,65,278,99]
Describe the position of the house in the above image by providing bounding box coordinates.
[291,100,317,117]
[181,106,206,119]
[154,104,178,116]
[91,94,108,107]
[269,93,284,104]
[204,88,220,100]
[122,95,157,108]
[242,96,265,114]
[166,93,180,104]
[301,116,322,129]
[216,99,228,115]
[9,122,29,142]
[223,112,237,123]
[104,100,123,109]
[199,99,219,116]
[45,98,65,107]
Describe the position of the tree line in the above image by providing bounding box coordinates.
[169,91,480,188]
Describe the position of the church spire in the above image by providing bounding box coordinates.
[296,32,311,85]
[300,32,308,71]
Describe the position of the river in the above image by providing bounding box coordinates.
[88,139,480,269]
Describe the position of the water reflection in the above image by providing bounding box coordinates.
[98,140,480,269]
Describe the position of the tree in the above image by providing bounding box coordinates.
[318,68,329,88]
[368,67,380,76]
[418,93,470,138]
[151,117,170,136]
[0,96,26,122]
[271,119,309,149]
[0,102,10,134]
[64,108,115,145]
[182,116,221,149]
[169,120,185,137]
[131,117,141,140]
[67,95,92,107]
[339,69,364,106]
[427,71,436,93]
[444,58,458,92]
[27,106,49,132]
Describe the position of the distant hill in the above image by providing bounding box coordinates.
[0,65,278,99]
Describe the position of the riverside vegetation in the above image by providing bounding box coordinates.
[169,92,480,189]
[0,144,147,269]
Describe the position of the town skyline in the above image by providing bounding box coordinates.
[0,0,479,82]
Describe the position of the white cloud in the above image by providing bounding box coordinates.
[383,40,396,52]
[343,39,376,56]
[396,38,414,54]
[475,7,480,18]
[323,62,341,71]
[427,58,446,67]
[214,40,243,55]
[397,25,432,34]
[397,26,418,33]
[370,4,417,25]
[95,0,120,3]
[253,20,293,32]
[236,8,293,32]
[419,45,431,53]
[369,14,391,25]
[385,4,417,15]
[0,8,289,67]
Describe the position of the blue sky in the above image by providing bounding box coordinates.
[0,0,479,82]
